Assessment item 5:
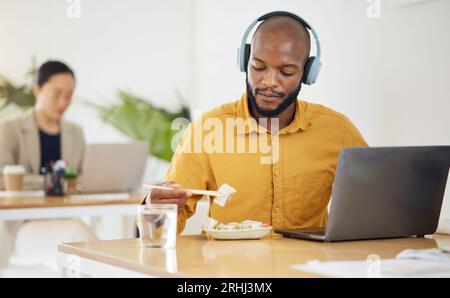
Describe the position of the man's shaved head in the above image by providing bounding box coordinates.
[252,16,311,65]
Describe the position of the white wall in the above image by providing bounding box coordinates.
[0,0,195,143]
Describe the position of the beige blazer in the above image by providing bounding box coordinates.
[0,110,86,266]
[0,110,85,175]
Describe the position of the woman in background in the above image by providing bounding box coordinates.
[0,60,85,174]
[0,61,96,270]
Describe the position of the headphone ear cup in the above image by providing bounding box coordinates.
[302,57,315,84]
[243,44,251,73]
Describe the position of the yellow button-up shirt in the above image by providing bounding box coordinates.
[166,93,367,234]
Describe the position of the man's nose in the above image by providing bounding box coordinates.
[261,68,279,88]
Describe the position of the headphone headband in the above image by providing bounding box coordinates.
[257,11,311,29]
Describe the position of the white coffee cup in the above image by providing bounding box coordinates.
[3,165,26,191]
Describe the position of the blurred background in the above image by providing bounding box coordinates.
[1,0,449,276]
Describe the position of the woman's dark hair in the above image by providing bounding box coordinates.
[36,60,75,87]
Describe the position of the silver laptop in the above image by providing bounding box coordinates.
[79,142,149,193]
[275,146,450,242]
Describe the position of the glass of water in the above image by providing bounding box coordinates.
[138,204,178,248]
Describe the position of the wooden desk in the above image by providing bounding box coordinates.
[57,233,450,278]
[0,192,144,220]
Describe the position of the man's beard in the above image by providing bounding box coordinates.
[246,79,302,117]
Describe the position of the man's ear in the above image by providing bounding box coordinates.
[32,84,40,101]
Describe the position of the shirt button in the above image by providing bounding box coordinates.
[275,207,280,213]
[274,171,280,176]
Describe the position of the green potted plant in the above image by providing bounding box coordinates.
[62,167,79,194]
[88,91,191,183]
[0,57,37,117]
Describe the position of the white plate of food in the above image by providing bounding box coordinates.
[203,219,273,240]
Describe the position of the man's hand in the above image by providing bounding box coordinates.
[146,182,192,211]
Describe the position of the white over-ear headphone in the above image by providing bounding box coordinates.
[237,11,322,85]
